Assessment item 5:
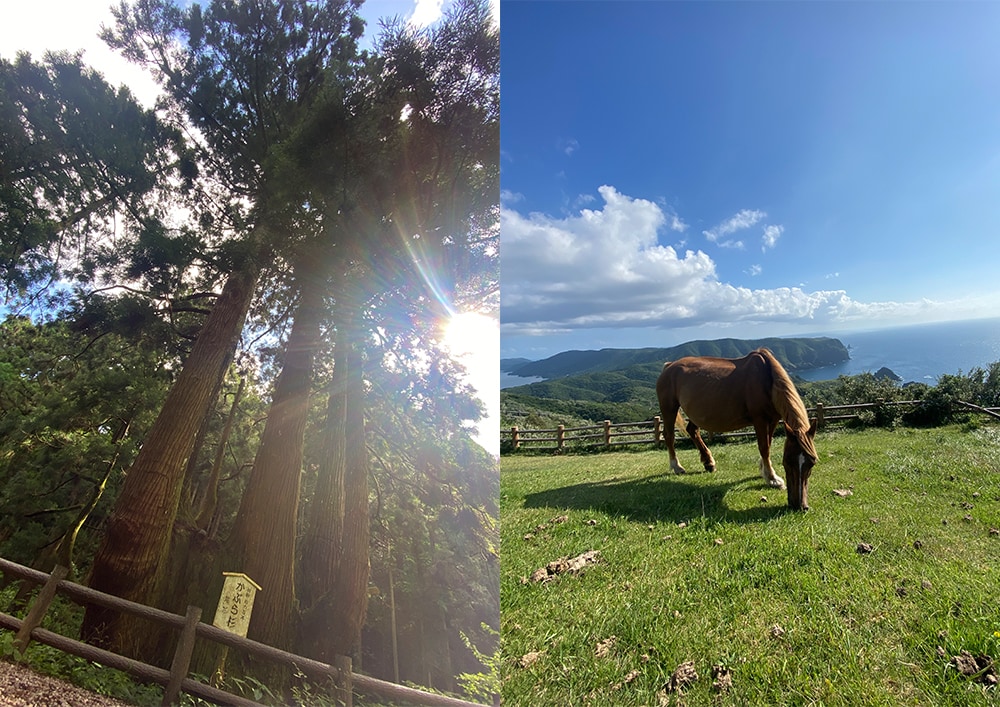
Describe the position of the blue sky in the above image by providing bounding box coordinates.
[500,1,1000,361]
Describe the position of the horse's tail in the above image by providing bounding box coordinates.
[757,348,818,459]
[656,361,686,432]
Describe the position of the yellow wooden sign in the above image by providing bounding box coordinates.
[212,572,262,637]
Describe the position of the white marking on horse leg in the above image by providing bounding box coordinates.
[760,458,785,489]
[671,456,688,474]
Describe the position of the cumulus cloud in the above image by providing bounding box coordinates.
[501,186,952,336]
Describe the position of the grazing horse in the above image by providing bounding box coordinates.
[655,348,818,510]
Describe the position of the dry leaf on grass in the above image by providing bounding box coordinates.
[519,650,543,668]
[711,664,733,693]
[832,488,853,497]
[527,549,601,582]
[665,660,698,693]
[950,650,997,685]
[595,636,616,658]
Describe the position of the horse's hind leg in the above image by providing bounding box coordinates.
[755,421,785,489]
[661,406,687,474]
[686,421,716,472]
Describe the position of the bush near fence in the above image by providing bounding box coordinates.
[501,399,1000,453]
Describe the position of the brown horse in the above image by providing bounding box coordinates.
[655,348,818,510]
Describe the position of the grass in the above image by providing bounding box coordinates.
[501,424,1000,706]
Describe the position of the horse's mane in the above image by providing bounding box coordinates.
[756,348,817,457]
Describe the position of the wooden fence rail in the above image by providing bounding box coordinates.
[500,399,993,453]
[0,557,491,707]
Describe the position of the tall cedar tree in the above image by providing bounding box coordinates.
[292,0,499,663]
[82,0,364,655]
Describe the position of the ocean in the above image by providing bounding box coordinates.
[501,317,1000,388]
[795,317,1000,383]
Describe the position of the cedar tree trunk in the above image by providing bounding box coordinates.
[82,258,261,656]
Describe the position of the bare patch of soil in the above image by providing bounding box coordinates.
[0,660,137,707]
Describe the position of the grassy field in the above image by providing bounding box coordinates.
[501,424,1000,706]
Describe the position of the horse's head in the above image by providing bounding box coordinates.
[782,418,818,510]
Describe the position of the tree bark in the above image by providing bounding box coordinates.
[227,276,323,657]
[195,374,247,531]
[297,325,348,662]
[323,303,371,658]
[82,257,261,656]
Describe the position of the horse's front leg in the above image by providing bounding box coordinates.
[687,421,716,472]
[754,421,785,489]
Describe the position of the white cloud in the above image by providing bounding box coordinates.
[500,189,524,204]
[559,137,580,156]
[748,264,763,276]
[704,209,766,242]
[762,224,783,251]
[409,0,446,28]
[501,185,971,336]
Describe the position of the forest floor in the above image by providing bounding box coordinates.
[0,660,135,707]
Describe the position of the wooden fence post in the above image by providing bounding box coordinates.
[604,420,612,447]
[815,402,825,428]
[13,564,69,655]
[162,605,202,707]
[556,424,565,451]
[511,426,520,449]
[335,654,353,707]
[652,416,662,445]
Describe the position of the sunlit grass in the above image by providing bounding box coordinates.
[501,425,1000,706]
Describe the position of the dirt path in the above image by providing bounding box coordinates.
[0,660,137,707]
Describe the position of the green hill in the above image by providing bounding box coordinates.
[506,336,848,379]
[500,337,850,429]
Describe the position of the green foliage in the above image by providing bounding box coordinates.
[457,624,500,703]
[359,330,499,693]
[0,51,177,299]
[0,314,172,569]
[501,426,1000,706]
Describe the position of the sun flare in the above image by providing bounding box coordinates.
[443,312,499,455]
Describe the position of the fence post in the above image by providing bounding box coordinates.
[335,654,353,707]
[162,605,202,707]
[652,416,661,445]
[815,402,825,429]
[557,424,565,451]
[13,564,69,655]
[511,426,520,450]
[604,420,612,447]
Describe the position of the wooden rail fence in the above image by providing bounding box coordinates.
[500,399,991,452]
[0,557,492,707]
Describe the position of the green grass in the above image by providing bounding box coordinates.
[501,425,1000,706]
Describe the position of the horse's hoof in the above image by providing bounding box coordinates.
[768,478,786,489]
[706,465,716,473]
